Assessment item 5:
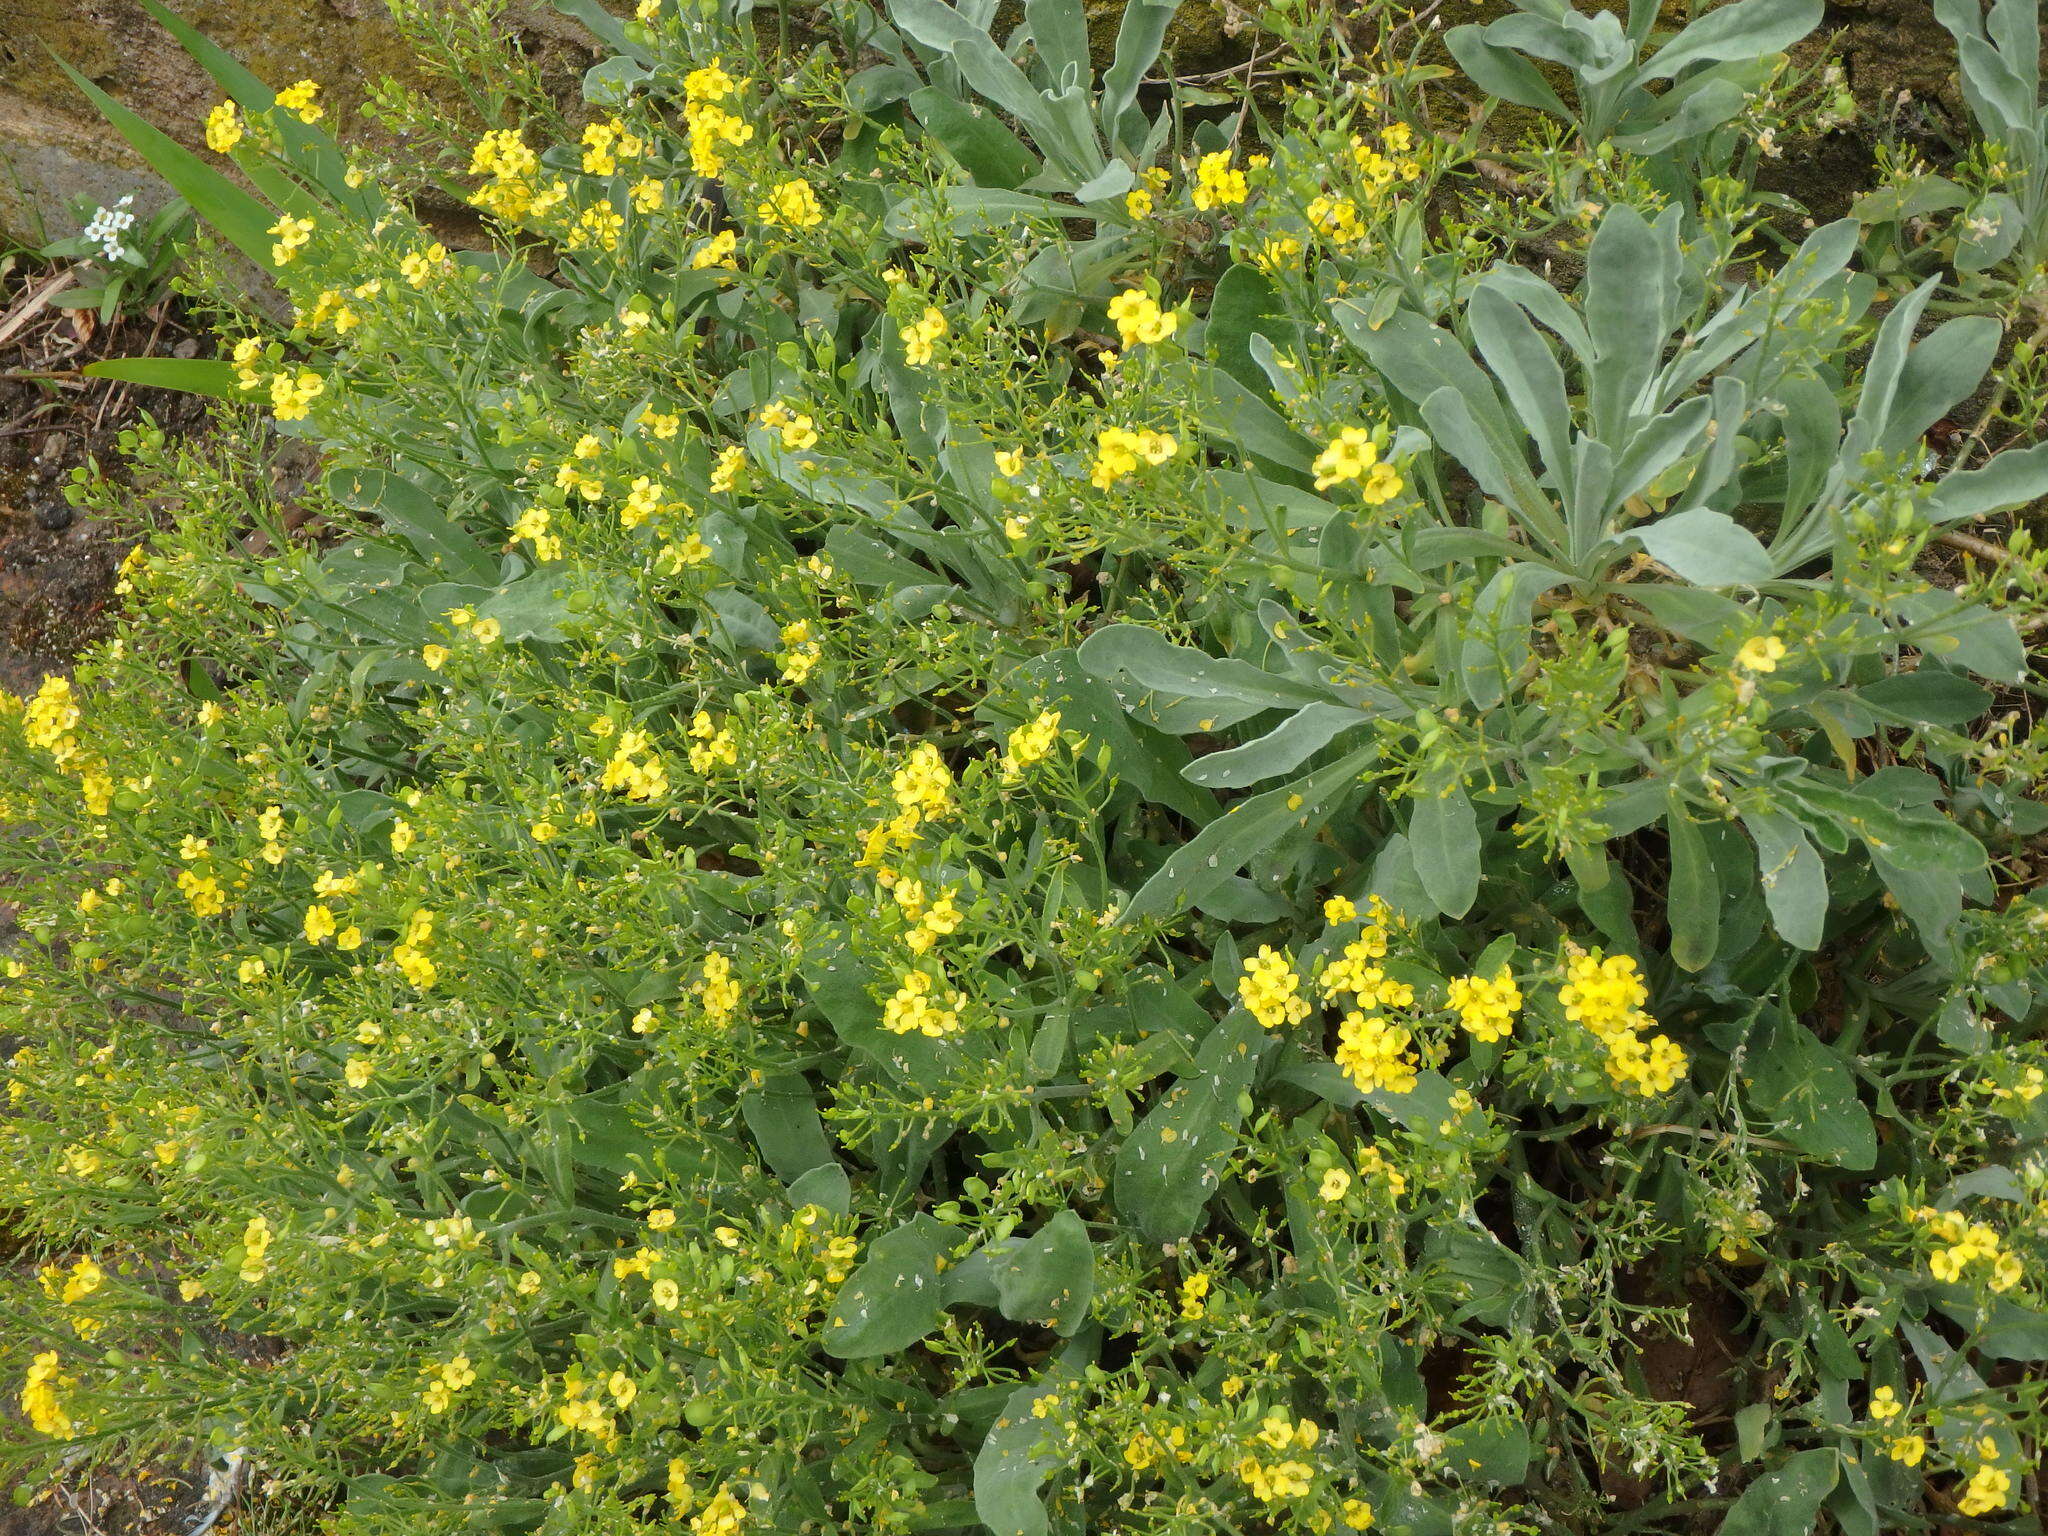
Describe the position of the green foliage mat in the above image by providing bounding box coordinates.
[4,0,2048,1531]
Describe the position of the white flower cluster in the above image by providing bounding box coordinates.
[82,194,137,264]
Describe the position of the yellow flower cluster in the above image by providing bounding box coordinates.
[1238,945,1309,1030]
[684,713,736,776]
[1001,710,1063,777]
[892,879,962,956]
[1191,150,1248,210]
[22,675,81,764]
[683,58,754,179]
[239,1214,272,1283]
[1177,1272,1209,1320]
[1447,966,1522,1042]
[1307,193,1365,246]
[1089,425,1177,489]
[394,908,438,990]
[1558,951,1688,1095]
[1335,1010,1417,1095]
[756,400,819,451]
[900,305,947,365]
[1910,1206,2024,1290]
[882,967,967,1037]
[268,214,314,267]
[467,127,562,223]
[602,726,671,800]
[891,742,954,822]
[579,115,648,176]
[756,179,823,230]
[777,619,821,685]
[697,953,740,1024]
[420,1354,476,1415]
[1959,1460,2013,1517]
[273,79,322,123]
[19,1352,72,1437]
[204,101,242,153]
[399,243,448,286]
[1234,1455,1312,1503]
[270,370,325,422]
[1311,426,1402,502]
[1106,288,1177,349]
[693,229,739,269]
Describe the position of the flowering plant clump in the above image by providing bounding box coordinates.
[5,0,2048,1532]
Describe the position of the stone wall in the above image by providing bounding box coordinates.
[0,0,603,247]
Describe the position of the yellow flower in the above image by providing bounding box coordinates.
[691,229,739,269]
[205,101,243,153]
[1735,636,1787,674]
[1312,426,1381,492]
[274,80,322,123]
[1958,1463,2011,1517]
[399,244,447,287]
[1869,1386,1902,1421]
[1335,1011,1417,1095]
[1106,288,1178,349]
[268,214,315,266]
[1239,945,1310,1030]
[1125,187,1154,219]
[757,179,823,229]
[344,1056,373,1089]
[302,904,337,945]
[900,305,948,365]
[1319,1167,1351,1202]
[1447,966,1522,1042]
[652,1277,681,1309]
[1191,150,1247,209]
[1177,1272,1209,1320]
[422,644,450,671]
[1000,711,1063,777]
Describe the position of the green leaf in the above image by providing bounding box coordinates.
[1409,781,1481,918]
[1207,264,1283,392]
[822,1214,952,1358]
[1632,508,1773,586]
[1469,282,1573,503]
[1876,315,2000,456]
[1113,1012,1263,1242]
[53,53,278,272]
[909,87,1042,189]
[974,1339,1095,1536]
[1193,365,1317,472]
[1746,1013,1875,1170]
[1925,438,2048,526]
[1741,810,1827,951]
[1643,0,1822,78]
[986,1211,1095,1335]
[1078,623,1325,721]
[739,1073,836,1182]
[1122,748,1374,923]
[1666,808,1720,972]
[1101,0,1180,153]
[1025,0,1091,84]
[82,357,242,400]
[1585,205,1677,446]
[1183,703,1372,789]
[1714,1449,1839,1536]
[325,466,500,585]
[1855,671,1992,727]
[1460,563,1569,710]
[1444,27,1571,117]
